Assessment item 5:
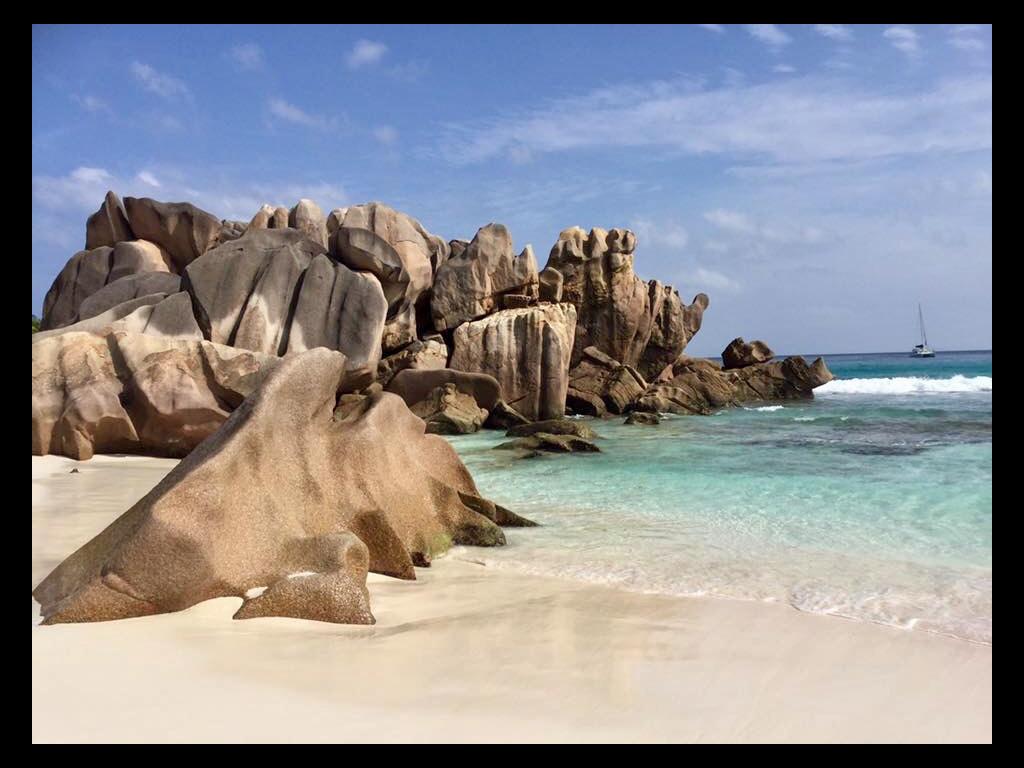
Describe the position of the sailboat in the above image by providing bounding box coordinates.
[911,303,935,358]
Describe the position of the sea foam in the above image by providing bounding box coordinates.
[815,375,992,395]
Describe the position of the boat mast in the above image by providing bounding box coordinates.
[918,303,928,347]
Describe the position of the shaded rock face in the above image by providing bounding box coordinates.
[248,204,290,230]
[544,226,708,381]
[32,330,282,460]
[409,383,488,434]
[377,338,448,388]
[566,346,647,417]
[722,337,775,369]
[77,271,182,323]
[484,400,531,430]
[40,243,176,330]
[328,203,443,352]
[218,220,248,244]
[184,228,387,371]
[33,349,525,625]
[288,198,329,249]
[33,292,202,344]
[633,355,835,415]
[385,368,502,413]
[124,197,222,272]
[85,191,134,250]
[430,224,539,332]
[538,266,564,303]
[450,304,576,421]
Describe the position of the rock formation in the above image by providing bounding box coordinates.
[431,224,538,331]
[449,304,576,421]
[123,197,222,272]
[722,337,775,369]
[566,346,647,416]
[377,338,448,387]
[33,349,529,625]
[410,383,488,434]
[386,368,502,413]
[544,226,708,381]
[85,191,134,250]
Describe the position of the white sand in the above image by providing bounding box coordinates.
[32,455,992,743]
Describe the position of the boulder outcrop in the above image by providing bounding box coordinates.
[385,368,502,413]
[449,304,576,421]
[33,349,526,625]
[430,224,539,331]
[722,337,775,369]
[566,346,647,416]
[77,271,182,322]
[409,383,488,434]
[33,292,202,344]
[377,338,448,387]
[85,191,134,250]
[288,198,329,249]
[123,197,222,272]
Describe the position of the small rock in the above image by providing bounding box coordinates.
[506,418,596,440]
[495,432,600,453]
[624,412,660,425]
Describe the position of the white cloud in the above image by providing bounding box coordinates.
[693,266,742,293]
[745,24,791,49]
[136,170,161,188]
[131,61,191,100]
[948,25,987,52]
[704,208,825,246]
[883,26,920,56]
[699,24,724,33]
[773,64,796,74]
[229,42,264,71]
[267,98,334,130]
[434,72,991,167]
[72,94,110,113]
[347,39,388,69]
[33,166,114,210]
[373,125,398,145]
[630,217,689,251]
[814,24,853,41]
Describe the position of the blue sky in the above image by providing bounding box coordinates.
[32,24,992,355]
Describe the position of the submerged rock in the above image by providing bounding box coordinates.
[33,348,529,626]
[495,432,600,454]
[506,418,597,440]
[624,412,660,425]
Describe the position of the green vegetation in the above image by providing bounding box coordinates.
[32,315,40,334]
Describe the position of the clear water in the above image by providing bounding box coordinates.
[445,351,993,644]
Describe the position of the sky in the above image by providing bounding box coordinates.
[32,24,992,355]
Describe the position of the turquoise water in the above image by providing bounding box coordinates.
[446,351,992,644]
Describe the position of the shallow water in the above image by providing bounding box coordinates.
[446,351,993,644]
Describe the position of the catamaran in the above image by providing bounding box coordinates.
[911,303,935,358]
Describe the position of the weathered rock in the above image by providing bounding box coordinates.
[566,346,647,416]
[506,418,597,440]
[450,304,576,421]
[376,339,447,388]
[484,400,531,430]
[32,330,282,460]
[431,224,539,331]
[123,197,222,272]
[722,337,775,369]
[40,243,176,330]
[538,266,564,303]
[184,228,387,370]
[502,294,533,309]
[33,349,523,625]
[634,355,834,415]
[289,198,329,249]
[386,368,502,413]
[624,412,660,425]
[249,204,290,230]
[329,203,440,352]
[495,433,600,454]
[544,226,708,380]
[410,383,488,434]
[34,292,202,344]
[218,220,248,244]
[85,191,134,249]
[77,271,182,322]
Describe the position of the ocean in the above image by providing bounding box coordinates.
[446,350,993,644]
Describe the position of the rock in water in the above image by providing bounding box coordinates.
[123,197,222,272]
[495,433,600,454]
[505,418,597,440]
[33,349,525,625]
[544,226,708,381]
[566,346,647,416]
[410,383,488,434]
[722,337,775,369]
[430,223,539,331]
[184,228,387,370]
[449,304,577,421]
[32,330,282,459]
[624,412,660,426]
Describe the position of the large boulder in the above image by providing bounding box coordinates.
[32,330,282,460]
[377,338,448,388]
[40,242,176,330]
[123,197,222,272]
[386,368,502,413]
[430,224,539,331]
[85,190,134,249]
[33,349,525,625]
[328,203,442,351]
[288,198,329,249]
[76,271,182,322]
[449,304,576,421]
[544,226,708,380]
[566,346,647,416]
[722,337,775,369]
[409,383,488,434]
[248,204,290,230]
[633,355,834,415]
[184,228,387,370]
[33,292,202,344]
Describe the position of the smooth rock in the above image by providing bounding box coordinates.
[376,339,448,388]
[386,368,502,413]
[288,198,329,249]
[85,191,134,249]
[123,197,222,272]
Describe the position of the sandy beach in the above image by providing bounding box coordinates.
[32,455,992,743]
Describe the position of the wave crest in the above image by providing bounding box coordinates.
[815,375,992,395]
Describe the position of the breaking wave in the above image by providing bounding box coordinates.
[815,375,991,395]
